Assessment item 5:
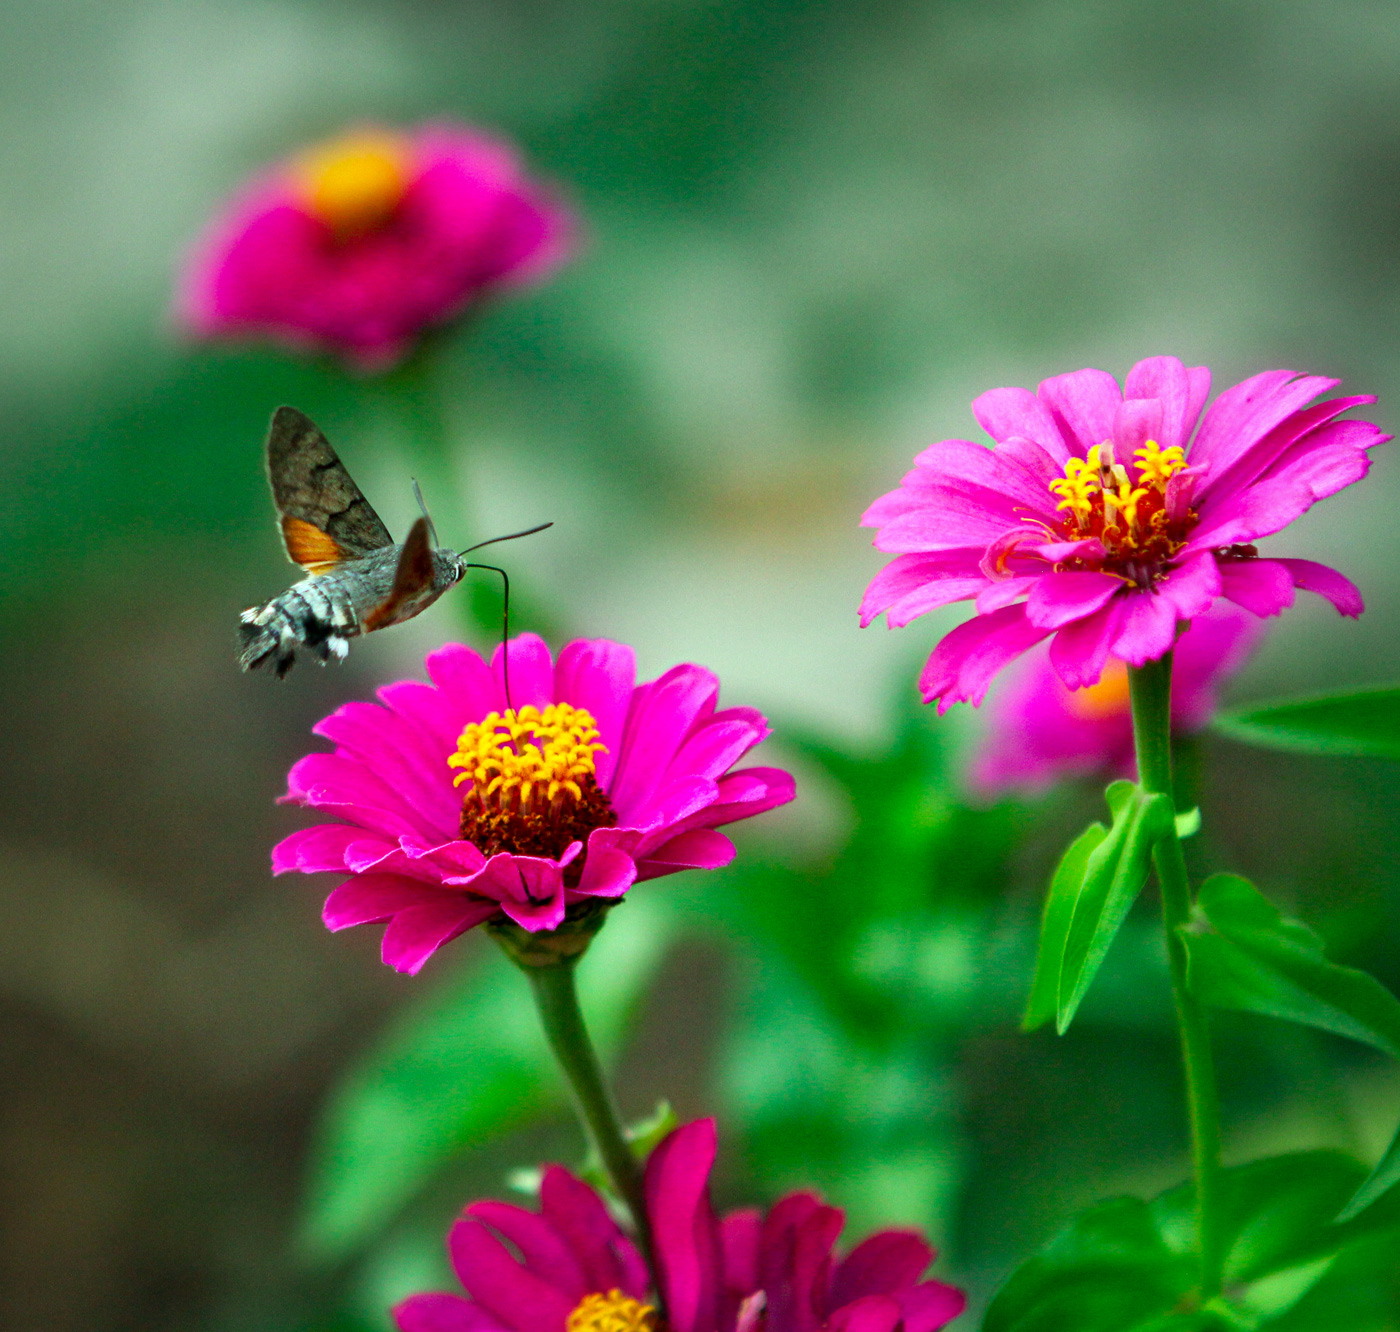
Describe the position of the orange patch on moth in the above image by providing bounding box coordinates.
[281,516,346,574]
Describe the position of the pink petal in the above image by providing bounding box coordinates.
[321,873,444,930]
[975,574,1041,614]
[1218,559,1295,618]
[918,604,1052,711]
[1025,571,1123,631]
[380,897,497,974]
[909,438,1055,511]
[898,1282,967,1332]
[972,386,1072,463]
[466,1201,587,1300]
[860,551,987,629]
[1049,595,1128,690]
[379,678,470,775]
[282,752,437,842]
[1107,590,1180,667]
[553,639,637,787]
[832,1231,932,1303]
[273,823,378,874]
[539,1166,648,1298]
[638,829,735,875]
[473,855,568,932]
[1155,550,1222,623]
[608,665,721,820]
[1037,367,1122,456]
[1191,371,1338,479]
[646,1120,722,1332]
[826,1296,903,1332]
[720,1210,762,1296]
[492,634,555,711]
[1123,356,1208,453]
[575,843,638,898]
[426,642,504,721]
[1113,398,1163,456]
[1273,558,1365,617]
[449,1219,576,1332]
[394,1292,504,1332]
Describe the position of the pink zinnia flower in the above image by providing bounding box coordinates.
[273,635,794,974]
[177,123,573,369]
[393,1119,965,1332]
[860,357,1387,709]
[969,604,1263,798]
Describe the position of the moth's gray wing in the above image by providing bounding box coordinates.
[266,406,393,565]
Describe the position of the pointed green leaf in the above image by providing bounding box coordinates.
[1216,685,1400,758]
[1181,875,1400,1059]
[1023,822,1107,1031]
[1180,874,1400,1218]
[298,898,675,1261]
[1336,1123,1400,1221]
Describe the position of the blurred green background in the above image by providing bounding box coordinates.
[5,0,1400,1327]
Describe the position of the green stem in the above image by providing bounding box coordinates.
[525,958,654,1267]
[1129,651,1224,1302]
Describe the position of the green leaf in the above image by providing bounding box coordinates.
[1023,781,1174,1035]
[298,898,675,1262]
[1181,875,1400,1059]
[1215,685,1400,758]
[986,1151,1400,1332]
[1175,807,1202,840]
[1181,874,1400,1218]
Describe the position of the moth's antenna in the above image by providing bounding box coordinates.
[467,563,514,709]
[458,522,551,711]
[410,478,439,548]
[460,521,553,555]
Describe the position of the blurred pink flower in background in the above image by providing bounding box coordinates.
[968,604,1263,799]
[176,123,574,369]
[860,357,1386,710]
[274,635,794,974]
[393,1119,965,1332]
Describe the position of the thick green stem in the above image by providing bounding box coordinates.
[525,958,654,1268]
[1129,652,1224,1302]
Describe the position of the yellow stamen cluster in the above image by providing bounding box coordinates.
[1043,439,1196,582]
[295,130,411,238]
[450,703,606,813]
[566,1291,657,1332]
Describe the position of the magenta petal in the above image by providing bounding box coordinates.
[832,1231,933,1304]
[918,604,1052,711]
[467,1201,587,1298]
[1155,551,1222,623]
[394,1292,505,1332]
[1049,595,1127,690]
[426,642,504,721]
[646,1120,722,1332]
[575,843,638,898]
[972,387,1072,462]
[1025,571,1122,630]
[380,896,497,974]
[609,666,720,819]
[1108,590,1180,667]
[1113,398,1163,456]
[1218,559,1295,617]
[860,552,987,629]
[492,634,555,710]
[449,1219,575,1332]
[539,1166,647,1298]
[272,822,368,874]
[897,1282,967,1332]
[1037,367,1121,456]
[553,639,637,787]
[720,1210,762,1296]
[1191,371,1338,478]
[826,1296,903,1332]
[322,873,438,930]
[1123,356,1203,453]
[640,829,735,874]
[1273,558,1365,617]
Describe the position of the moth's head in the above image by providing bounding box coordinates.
[432,548,467,590]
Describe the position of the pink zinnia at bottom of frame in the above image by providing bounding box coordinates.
[968,603,1262,798]
[393,1119,965,1332]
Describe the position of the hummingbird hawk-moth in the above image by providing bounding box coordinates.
[239,406,548,677]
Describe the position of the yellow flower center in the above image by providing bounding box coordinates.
[449,704,616,863]
[566,1291,657,1332]
[1044,440,1194,584]
[294,129,411,238]
[1064,659,1132,720]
